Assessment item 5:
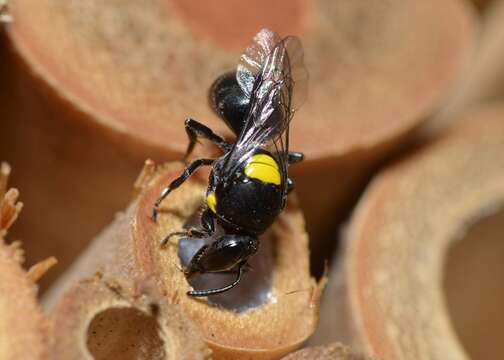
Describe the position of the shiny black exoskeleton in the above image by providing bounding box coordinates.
[152,28,308,297]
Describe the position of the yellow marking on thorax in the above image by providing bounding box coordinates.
[207,192,217,213]
[244,154,281,185]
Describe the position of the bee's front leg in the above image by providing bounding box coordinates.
[160,208,215,248]
[151,158,214,222]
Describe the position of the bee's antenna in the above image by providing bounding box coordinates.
[283,288,311,296]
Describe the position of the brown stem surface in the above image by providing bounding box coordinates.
[0,164,50,359]
[436,0,504,128]
[50,275,210,360]
[312,4,504,347]
[281,342,376,360]
[0,0,475,286]
[45,162,321,359]
[336,106,504,359]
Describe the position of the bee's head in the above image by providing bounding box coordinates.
[208,71,250,135]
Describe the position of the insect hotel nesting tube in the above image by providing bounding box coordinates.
[0,0,473,292]
[0,164,51,360]
[43,25,323,359]
[0,0,476,358]
[45,162,322,359]
[314,106,504,360]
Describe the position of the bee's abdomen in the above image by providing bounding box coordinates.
[244,153,281,185]
[215,177,283,235]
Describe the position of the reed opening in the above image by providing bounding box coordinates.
[87,307,165,360]
[444,209,504,360]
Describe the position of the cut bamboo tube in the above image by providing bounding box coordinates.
[45,162,321,359]
[444,201,504,360]
[0,163,50,360]
[337,106,504,359]
[470,0,491,12]
[0,0,475,286]
[313,1,504,351]
[50,274,210,360]
[435,0,504,128]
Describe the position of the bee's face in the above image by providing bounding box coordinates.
[209,72,251,136]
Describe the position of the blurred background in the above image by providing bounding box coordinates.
[1,0,504,359]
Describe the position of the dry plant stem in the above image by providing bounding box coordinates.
[314,9,504,344]
[51,275,209,360]
[0,0,474,284]
[308,254,355,348]
[0,242,50,360]
[27,256,58,283]
[339,106,504,359]
[0,164,50,360]
[281,342,376,360]
[46,162,321,360]
[0,40,149,290]
[436,0,504,128]
[0,1,11,23]
[470,0,492,12]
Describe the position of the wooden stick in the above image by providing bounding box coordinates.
[341,106,504,359]
[45,162,321,359]
[0,0,475,287]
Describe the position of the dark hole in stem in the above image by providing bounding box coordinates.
[86,307,165,360]
[444,209,504,360]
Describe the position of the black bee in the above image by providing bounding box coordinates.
[152,28,308,297]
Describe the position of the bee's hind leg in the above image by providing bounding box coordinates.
[288,151,304,164]
[286,152,304,194]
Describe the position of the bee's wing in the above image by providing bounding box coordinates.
[236,28,281,98]
[236,28,308,111]
[223,31,308,196]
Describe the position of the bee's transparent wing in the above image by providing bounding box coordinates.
[236,33,307,150]
[236,28,281,99]
[222,32,307,196]
[236,28,308,111]
[282,35,308,112]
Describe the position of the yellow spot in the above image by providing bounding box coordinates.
[244,154,281,185]
[207,192,217,213]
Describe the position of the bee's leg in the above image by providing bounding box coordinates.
[152,158,214,221]
[160,228,212,248]
[181,243,209,276]
[242,262,253,272]
[287,152,303,194]
[288,151,304,164]
[160,209,215,249]
[287,178,296,194]
[160,231,187,248]
[184,118,232,160]
[187,262,245,297]
[200,208,215,234]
